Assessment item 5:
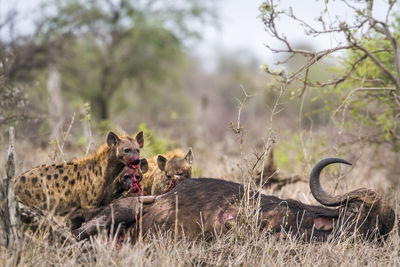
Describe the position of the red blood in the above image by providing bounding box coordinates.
[126,156,147,196]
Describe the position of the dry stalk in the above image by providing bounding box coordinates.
[51,112,75,162]
[82,103,94,155]
[174,193,178,250]
[138,200,143,242]
[258,84,285,189]
[231,86,254,148]
[229,86,255,185]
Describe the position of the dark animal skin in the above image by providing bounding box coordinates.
[72,158,396,242]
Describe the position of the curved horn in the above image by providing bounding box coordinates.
[310,158,352,207]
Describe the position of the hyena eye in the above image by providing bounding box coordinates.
[136,149,140,153]
[123,175,131,179]
[124,148,132,153]
[167,175,172,179]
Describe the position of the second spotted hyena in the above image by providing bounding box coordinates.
[141,148,193,195]
[106,158,149,201]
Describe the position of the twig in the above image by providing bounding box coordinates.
[53,112,75,162]
[233,86,254,136]
[60,112,75,153]
[333,87,396,120]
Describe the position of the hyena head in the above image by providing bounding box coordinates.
[157,148,193,180]
[113,158,149,192]
[107,131,144,166]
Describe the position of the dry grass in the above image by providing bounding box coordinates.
[1,133,400,267]
[1,209,399,266]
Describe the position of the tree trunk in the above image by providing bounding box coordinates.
[0,127,21,247]
[96,94,109,121]
[96,64,113,120]
[47,64,64,138]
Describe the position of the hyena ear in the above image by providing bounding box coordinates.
[157,155,167,171]
[135,131,144,149]
[140,158,149,173]
[107,131,121,148]
[184,147,194,164]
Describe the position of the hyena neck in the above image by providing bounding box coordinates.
[74,143,124,182]
[104,148,125,183]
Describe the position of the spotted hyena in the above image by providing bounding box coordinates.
[107,158,149,201]
[141,148,193,195]
[14,131,144,214]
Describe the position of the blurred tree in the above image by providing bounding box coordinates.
[40,0,216,120]
[0,4,69,129]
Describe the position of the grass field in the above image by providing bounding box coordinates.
[1,130,399,267]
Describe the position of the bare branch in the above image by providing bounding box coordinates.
[333,87,396,134]
[264,43,354,86]
[230,86,255,147]
[310,54,368,88]
[365,0,400,90]
[385,0,397,25]
[356,43,398,88]
[366,1,387,35]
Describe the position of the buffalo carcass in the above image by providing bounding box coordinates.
[72,158,396,242]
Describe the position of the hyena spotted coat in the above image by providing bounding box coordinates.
[14,131,144,214]
[141,148,193,195]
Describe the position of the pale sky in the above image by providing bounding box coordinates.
[194,0,268,70]
[194,0,391,71]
